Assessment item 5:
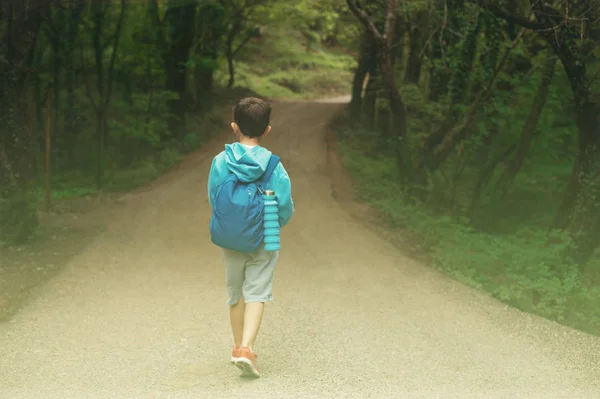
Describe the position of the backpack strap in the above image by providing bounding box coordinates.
[259,155,280,187]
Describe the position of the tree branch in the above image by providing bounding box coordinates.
[79,37,98,113]
[232,29,256,58]
[103,0,126,108]
[440,0,448,69]
[347,0,383,44]
[474,0,551,30]
[384,0,397,46]
[429,28,527,168]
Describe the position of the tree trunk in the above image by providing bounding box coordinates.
[65,54,77,160]
[51,44,61,167]
[362,68,378,128]
[562,101,600,266]
[349,31,372,118]
[90,3,106,187]
[194,0,225,112]
[379,22,410,180]
[551,160,581,231]
[380,46,407,142]
[0,0,47,244]
[519,2,600,265]
[404,11,426,85]
[225,22,258,89]
[227,55,235,88]
[469,144,517,213]
[477,0,600,265]
[86,0,126,187]
[376,104,391,139]
[347,0,411,182]
[165,1,197,138]
[495,55,556,192]
[421,28,525,173]
[428,0,465,101]
[424,14,482,155]
[224,17,240,89]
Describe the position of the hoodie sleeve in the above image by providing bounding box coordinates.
[274,170,294,228]
[207,157,219,208]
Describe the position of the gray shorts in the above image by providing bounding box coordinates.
[222,245,279,305]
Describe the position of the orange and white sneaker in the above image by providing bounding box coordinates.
[233,346,260,378]
[231,345,241,363]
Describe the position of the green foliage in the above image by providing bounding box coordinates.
[273,0,360,47]
[220,29,355,99]
[108,90,177,164]
[335,117,600,335]
[447,6,482,106]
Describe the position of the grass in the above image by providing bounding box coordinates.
[214,29,356,100]
[333,113,600,337]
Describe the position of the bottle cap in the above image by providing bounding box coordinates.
[264,190,275,196]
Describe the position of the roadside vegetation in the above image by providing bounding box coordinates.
[335,0,600,335]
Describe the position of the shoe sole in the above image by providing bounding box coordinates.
[233,357,260,378]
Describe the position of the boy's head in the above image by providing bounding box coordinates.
[231,97,272,139]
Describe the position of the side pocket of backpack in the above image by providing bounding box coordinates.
[212,179,232,216]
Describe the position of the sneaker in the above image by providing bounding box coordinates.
[234,346,260,378]
[231,345,241,363]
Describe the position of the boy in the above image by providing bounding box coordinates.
[207,97,294,378]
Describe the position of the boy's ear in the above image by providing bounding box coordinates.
[262,126,272,138]
[231,122,241,137]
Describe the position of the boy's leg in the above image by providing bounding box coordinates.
[240,248,278,351]
[223,249,248,348]
[241,302,264,350]
[230,300,245,347]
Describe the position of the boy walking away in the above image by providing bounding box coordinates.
[207,97,294,378]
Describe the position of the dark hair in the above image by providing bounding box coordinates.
[233,97,272,138]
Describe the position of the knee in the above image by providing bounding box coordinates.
[227,292,242,306]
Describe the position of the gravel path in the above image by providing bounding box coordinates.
[0,101,599,399]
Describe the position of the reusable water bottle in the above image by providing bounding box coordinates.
[262,190,280,251]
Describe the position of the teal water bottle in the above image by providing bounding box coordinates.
[262,190,280,251]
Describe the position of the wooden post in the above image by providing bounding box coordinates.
[45,89,52,212]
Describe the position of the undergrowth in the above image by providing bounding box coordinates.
[215,28,355,100]
[42,88,251,203]
[334,113,600,337]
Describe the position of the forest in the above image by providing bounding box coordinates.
[1,0,599,335]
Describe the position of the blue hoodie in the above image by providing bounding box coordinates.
[208,142,294,228]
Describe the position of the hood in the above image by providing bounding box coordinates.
[224,142,273,182]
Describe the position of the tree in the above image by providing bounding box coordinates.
[349,30,374,119]
[81,0,127,187]
[477,0,600,266]
[0,0,49,243]
[494,54,557,192]
[347,0,412,182]
[193,0,226,108]
[223,0,266,88]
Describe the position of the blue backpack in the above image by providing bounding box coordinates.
[210,155,280,252]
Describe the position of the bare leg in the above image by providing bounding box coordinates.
[230,299,246,347]
[241,302,265,350]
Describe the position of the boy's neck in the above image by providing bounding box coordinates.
[239,136,261,147]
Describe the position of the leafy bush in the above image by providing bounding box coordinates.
[108,90,177,167]
[335,116,600,336]
[217,28,355,100]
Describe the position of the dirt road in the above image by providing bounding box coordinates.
[0,100,599,399]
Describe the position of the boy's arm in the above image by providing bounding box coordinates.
[274,172,294,228]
